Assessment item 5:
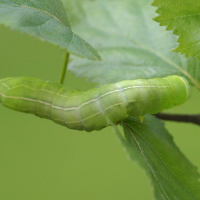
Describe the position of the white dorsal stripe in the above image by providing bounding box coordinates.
[0,83,170,111]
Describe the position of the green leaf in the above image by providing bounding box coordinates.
[152,0,200,61]
[62,0,200,89]
[0,0,101,61]
[120,115,200,200]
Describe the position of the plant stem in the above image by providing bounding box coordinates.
[154,113,200,126]
[59,52,70,85]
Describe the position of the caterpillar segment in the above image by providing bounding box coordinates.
[0,76,191,132]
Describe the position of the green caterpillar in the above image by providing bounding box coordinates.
[0,75,191,132]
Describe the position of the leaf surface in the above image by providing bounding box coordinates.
[152,0,200,61]
[119,115,200,200]
[0,0,101,60]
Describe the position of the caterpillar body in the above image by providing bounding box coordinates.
[0,76,190,132]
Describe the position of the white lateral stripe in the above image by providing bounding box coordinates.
[2,96,156,125]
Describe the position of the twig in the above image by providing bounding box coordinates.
[154,113,200,126]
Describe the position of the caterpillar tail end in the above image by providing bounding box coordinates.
[139,116,144,122]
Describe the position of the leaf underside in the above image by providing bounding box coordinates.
[0,0,101,61]
[62,0,200,89]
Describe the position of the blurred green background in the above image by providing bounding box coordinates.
[0,25,200,200]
